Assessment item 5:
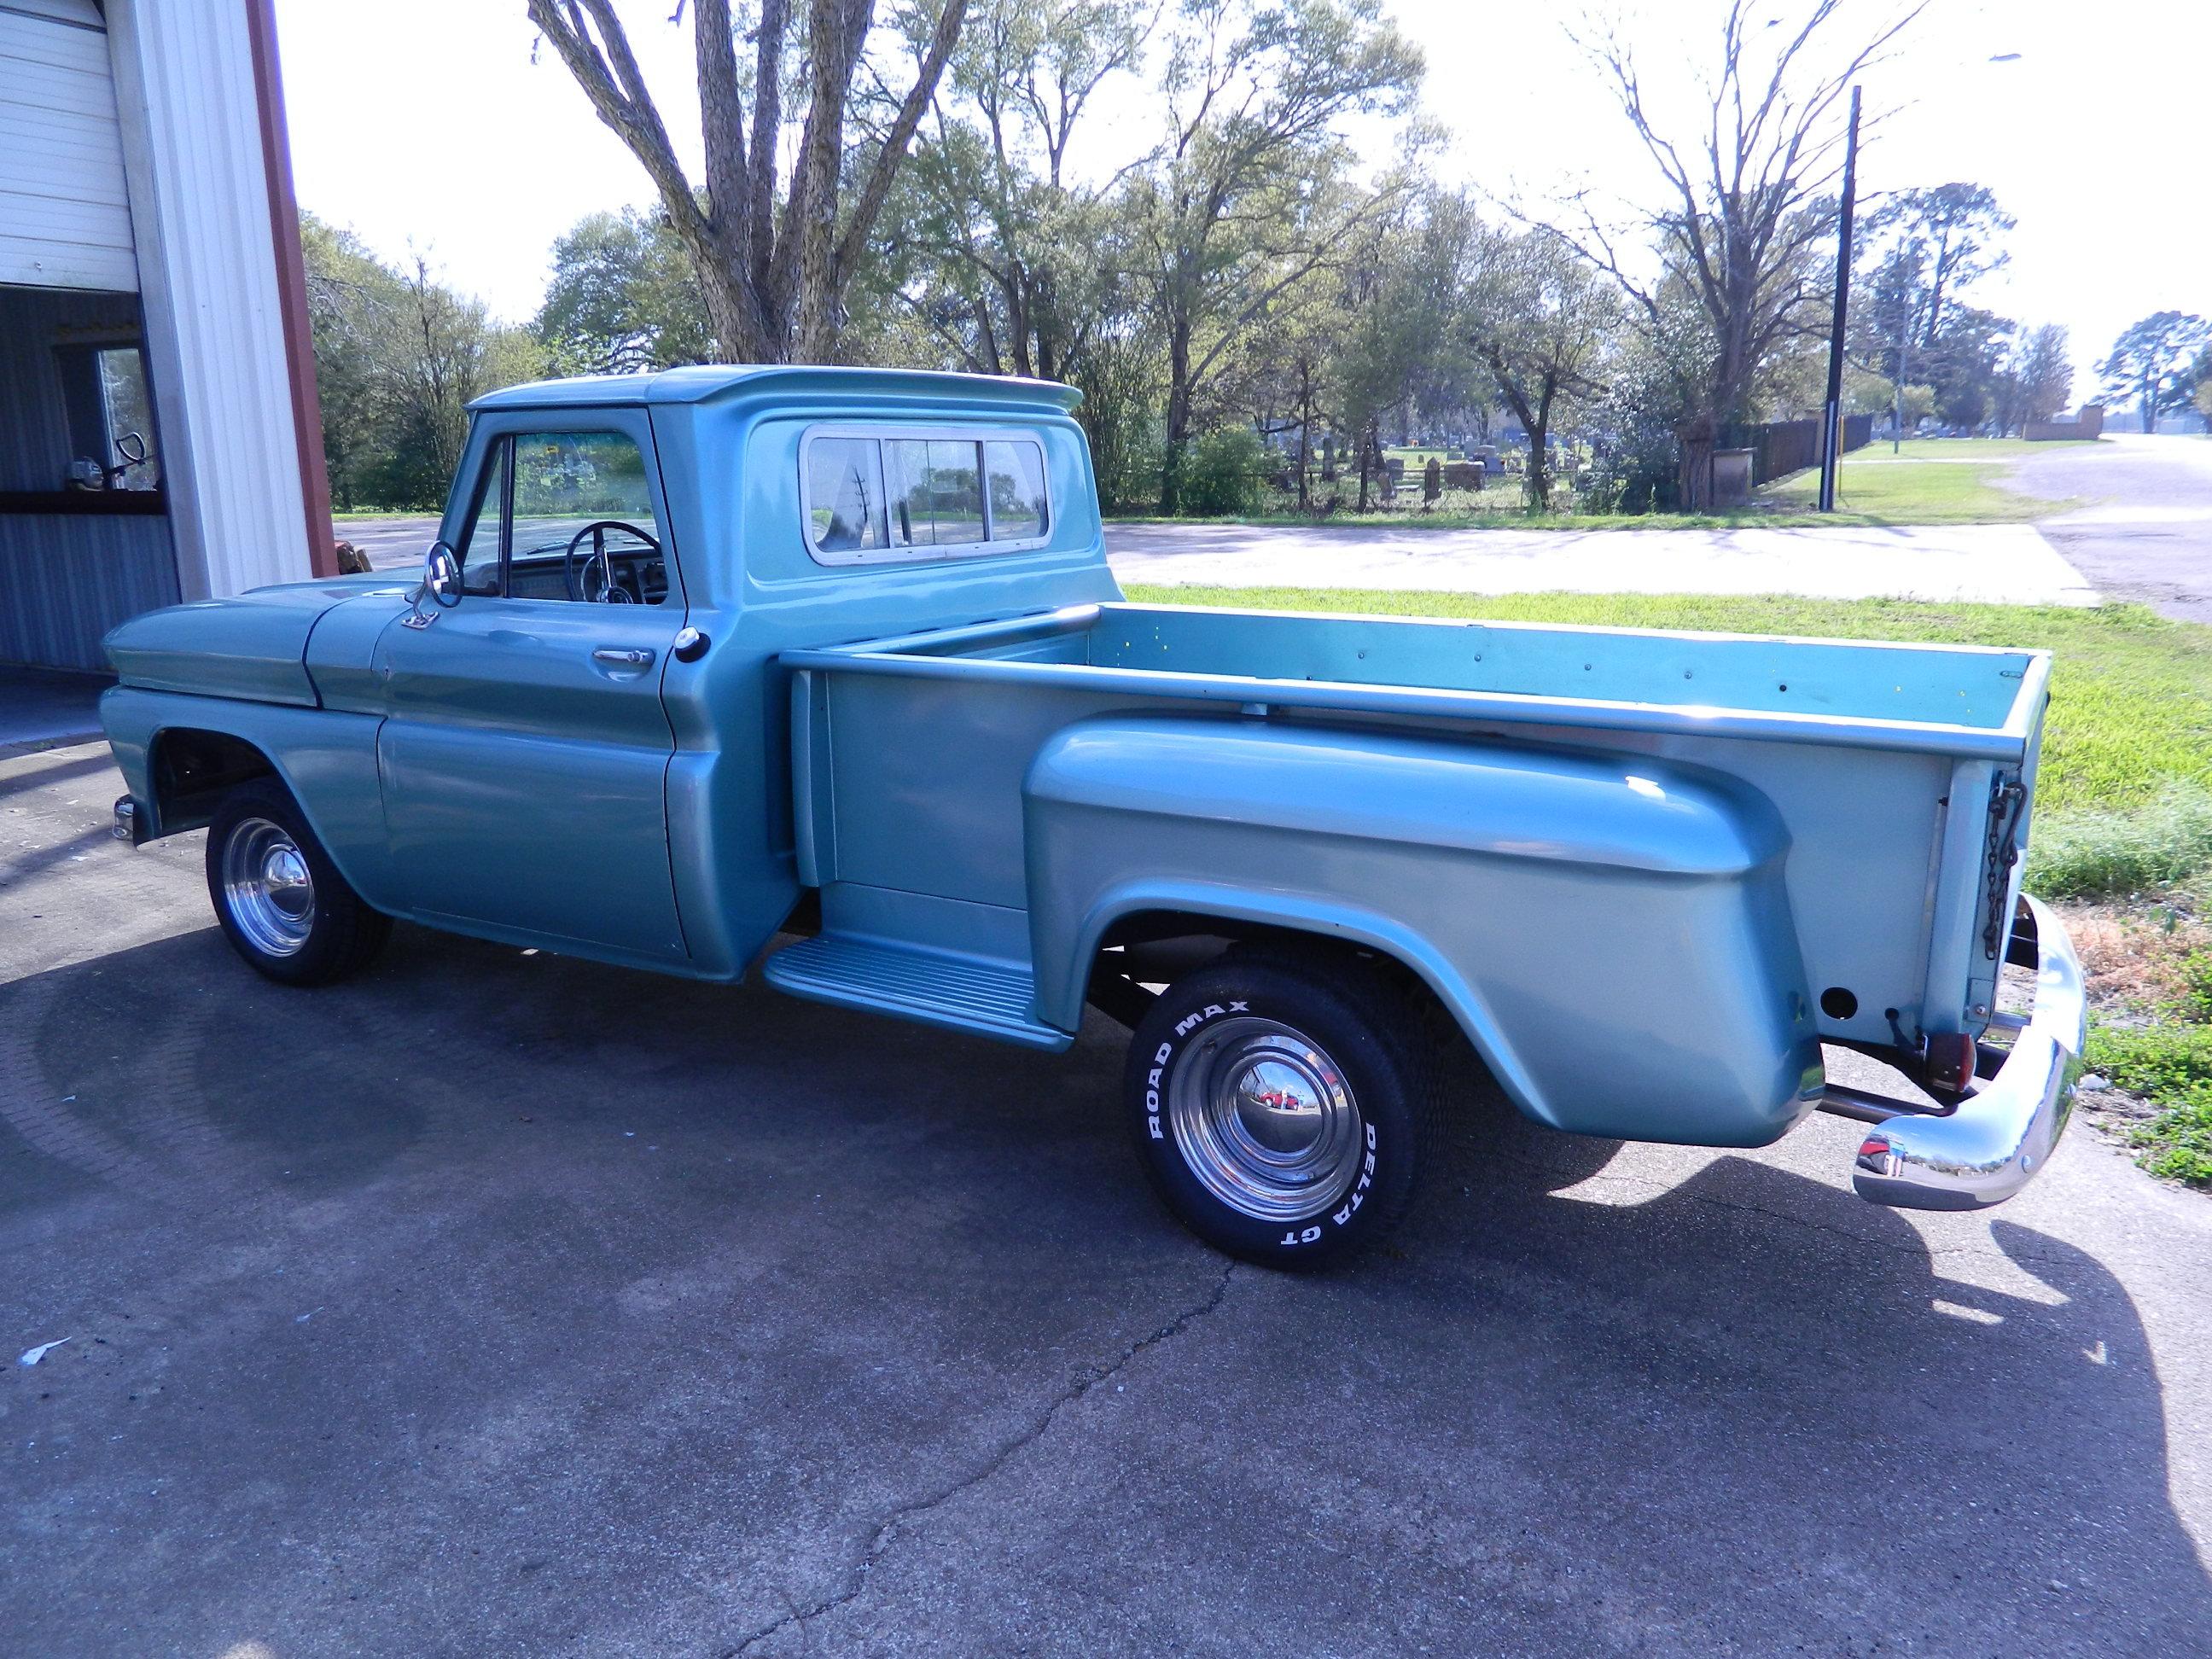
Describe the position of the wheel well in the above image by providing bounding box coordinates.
[148,729,278,835]
[1094,909,1437,1004]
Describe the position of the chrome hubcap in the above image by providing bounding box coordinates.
[1167,1017,1364,1223]
[221,818,315,958]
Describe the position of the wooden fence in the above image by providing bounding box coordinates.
[1718,413,1874,486]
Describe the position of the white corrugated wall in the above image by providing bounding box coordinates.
[108,0,312,601]
[0,0,138,291]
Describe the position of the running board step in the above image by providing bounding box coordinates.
[760,934,1069,1051]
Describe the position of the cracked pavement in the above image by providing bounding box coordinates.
[5,742,2212,1656]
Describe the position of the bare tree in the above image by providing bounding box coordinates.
[1555,1,1924,508]
[527,0,969,363]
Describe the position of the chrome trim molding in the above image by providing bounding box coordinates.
[1851,894,2084,1212]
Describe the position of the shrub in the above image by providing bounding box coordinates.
[2090,1019,2212,1103]
[2179,952,2212,1023]
[2025,788,2212,899]
[1176,427,1271,516]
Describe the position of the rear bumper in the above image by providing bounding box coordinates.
[1848,895,2084,1211]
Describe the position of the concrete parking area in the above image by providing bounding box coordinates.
[5,741,2212,1655]
[0,665,108,756]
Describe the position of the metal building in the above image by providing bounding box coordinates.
[1,0,328,725]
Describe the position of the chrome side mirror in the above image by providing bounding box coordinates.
[423,542,463,608]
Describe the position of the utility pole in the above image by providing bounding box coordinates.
[1818,84,1861,513]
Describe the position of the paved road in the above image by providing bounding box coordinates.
[5,742,2210,1654]
[347,514,2101,607]
[1106,520,2098,605]
[337,515,442,570]
[2005,434,2212,622]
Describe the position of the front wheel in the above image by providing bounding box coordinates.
[1124,947,1439,1267]
[205,777,391,986]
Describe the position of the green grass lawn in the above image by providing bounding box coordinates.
[1862,437,2104,461]
[1125,584,2212,1187]
[1754,442,2081,521]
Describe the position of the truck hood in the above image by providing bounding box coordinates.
[104,573,416,706]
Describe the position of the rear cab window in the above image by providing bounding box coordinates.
[802,426,1052,565]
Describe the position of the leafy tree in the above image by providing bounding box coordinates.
[1237,270,1342,510]
[300,214,393,511]
[1997,323,2074,434]
[1466,225,1620,510]
[535,208,713,374]
[1850,182,2012,439]
[527,0,969,362]
[1121,0,1423,510]
[1920,303,2013,430]
[881,0,1155,380]
[1861,183,2013,350]
[1324,189,1478,511]
[1562,0,1923,508]
[2102,311,2212,432]
[300,214,541,509]
[1064,329,1167,512]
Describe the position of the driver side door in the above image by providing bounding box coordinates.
[371,410,690,963]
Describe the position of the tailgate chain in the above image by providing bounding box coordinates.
[1982,773,2027,961]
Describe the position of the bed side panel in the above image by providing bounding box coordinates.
[1024,717,1825,1146]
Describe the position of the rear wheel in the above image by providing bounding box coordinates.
[205,778,390,986]
[1124,946,1439,1267]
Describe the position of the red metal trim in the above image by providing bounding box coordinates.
[242,0,337,579]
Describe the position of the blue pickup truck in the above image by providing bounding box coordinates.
[99,365,2083,1264]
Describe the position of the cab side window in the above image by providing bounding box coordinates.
[802,428,1052,565]
[504,430,671,604]
[454,439,509,596]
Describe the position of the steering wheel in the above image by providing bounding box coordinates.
[562,520,661,603]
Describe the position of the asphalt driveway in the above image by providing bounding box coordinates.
[2006,433,2212,622]
[5,742,2212,1655]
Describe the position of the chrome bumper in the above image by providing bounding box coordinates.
[1848,895,2085,1212]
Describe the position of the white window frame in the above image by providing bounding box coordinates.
[800,423,1053,566]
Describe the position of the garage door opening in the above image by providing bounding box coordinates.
[0,283,180,742]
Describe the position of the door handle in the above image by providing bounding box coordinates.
[591,646,656,668]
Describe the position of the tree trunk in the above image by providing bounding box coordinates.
[1677,412,1717,512]
[1295,362,1312,512]
[1356,422,1374,512]
[1525,427,1549,513]
[1161,320,1193,514]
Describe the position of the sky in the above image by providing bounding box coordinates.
[271,0,2212,405]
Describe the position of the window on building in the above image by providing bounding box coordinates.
[55,342,161,492]
[96,348,160,490]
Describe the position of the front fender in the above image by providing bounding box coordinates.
[101,686,400,912]
[1023,716,1825,1147]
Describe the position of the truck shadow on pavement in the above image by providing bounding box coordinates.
[2,922,2207,1653]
